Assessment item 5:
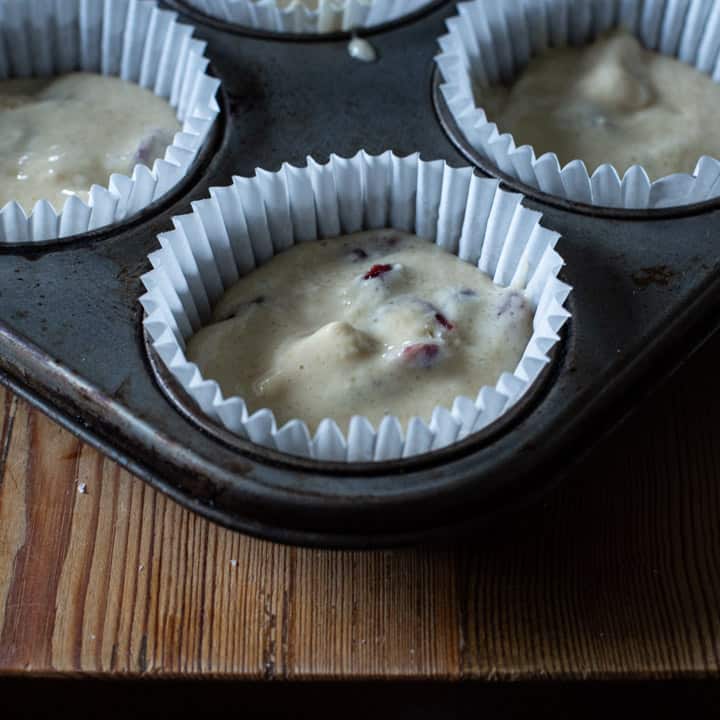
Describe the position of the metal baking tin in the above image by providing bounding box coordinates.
[1,0,719,548]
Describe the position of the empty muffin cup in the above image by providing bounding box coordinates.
[139,150,571,463]
[0,0,220,244]
[181,0,433,34]
[436,0,720,209]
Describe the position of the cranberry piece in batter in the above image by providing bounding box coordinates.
[363,263,393,280]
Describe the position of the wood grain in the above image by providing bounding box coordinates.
[0,334,719,679]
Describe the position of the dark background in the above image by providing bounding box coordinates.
[2,679,720,718]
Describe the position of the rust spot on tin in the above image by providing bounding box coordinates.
[632,265,675,288]
[116,259,150,285]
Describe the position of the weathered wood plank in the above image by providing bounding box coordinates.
[0,335,719,678]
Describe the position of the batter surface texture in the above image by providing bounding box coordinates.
[0,72,180,210]
[187,231,534,431]
[478,30,720,179]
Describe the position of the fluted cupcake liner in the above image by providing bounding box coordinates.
[436,0,720,209]
[183,0,431,34]
[0,0,220,244]
[139,150,571,462]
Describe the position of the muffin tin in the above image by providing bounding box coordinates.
[1,0,719,548]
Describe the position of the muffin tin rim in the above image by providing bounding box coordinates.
[0,344,570,549]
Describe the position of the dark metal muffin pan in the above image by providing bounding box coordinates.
[1,0,719,549]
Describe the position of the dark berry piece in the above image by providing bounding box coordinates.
[459,288,477,297]
[350,248,368,261]
[434,312,454,331]
[363,263,393,280]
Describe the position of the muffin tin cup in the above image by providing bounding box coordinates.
[435,0,720,210]
[181,0,434,34]
[139,150,571,463]
[0,0,220,244]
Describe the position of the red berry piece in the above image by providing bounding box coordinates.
[363,263,393,280]
[401,342,441,368]
[434,312,454,331]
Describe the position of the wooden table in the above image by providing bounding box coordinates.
[1,334,719,681]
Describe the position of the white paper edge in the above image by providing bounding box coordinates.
[435,0,720,209]
[184,0,431,33]
[139,150,572,462]
[0,0,221,244]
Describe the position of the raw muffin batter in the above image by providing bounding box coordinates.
[187,230,533,431]
[478,29,720,179]
[0,72,181,211]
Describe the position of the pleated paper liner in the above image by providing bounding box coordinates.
[435,0,720,209]
[0,0,220,244]
[181,0,432,34]
[140,151,571,462]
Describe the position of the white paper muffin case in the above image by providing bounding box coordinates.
[183,0,431,34]
[139,151,571,462]
[0,0,220,244]
[436,0,720,209]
